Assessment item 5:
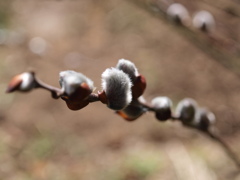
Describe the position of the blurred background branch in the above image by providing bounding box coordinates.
[129,0,240,76]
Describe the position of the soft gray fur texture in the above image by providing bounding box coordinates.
[59,70,94,95]
[116,59,139,82]
[175,98,198,124]
[101,68,132,110]
[151,96,172,111]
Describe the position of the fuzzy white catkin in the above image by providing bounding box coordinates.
[151,96,172,121]
[193,10,215,32]
[101,68,132,110]
[116,59,139,82]
[119,102,146,120]
[195,108,216,126]
[207,111,216,124]
[151,96,172,110]
[59,70,94,95]
[167,3,190,25]
[175,98,198,123]
[20,72,35,91]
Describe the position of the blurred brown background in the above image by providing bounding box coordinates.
[1,0,240,179]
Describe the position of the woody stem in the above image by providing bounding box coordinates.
[34,77,63,99]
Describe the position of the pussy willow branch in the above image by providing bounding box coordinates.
[128,0,240,77]
[9,74,240,170]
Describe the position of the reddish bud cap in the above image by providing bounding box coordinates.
[64,100,89,111]
[98,91,107,104]
[6,75,22,93]
[68,82,92,101]
[132,75,146,99]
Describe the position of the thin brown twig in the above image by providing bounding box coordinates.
[140,102,155,111]
[34,77,63,99]
[205,130,240,169]
[172,118,240,169]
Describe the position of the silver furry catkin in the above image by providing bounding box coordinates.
[151,96,172,121]
[59,70,94,110]
[101,68,132,110]
[175,98,198,124]
[59,70,94,97]
[193,10,215,33]
[116,59,146,99]
[195,108,216,131]
[167,3,190,26]
[116,59,139,82]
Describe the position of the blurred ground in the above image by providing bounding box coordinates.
[0,0,240,179]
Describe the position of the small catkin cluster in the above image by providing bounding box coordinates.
[99,59,147,121]
[166,3,215,33]
[175,98,216,131]
[150,96,215,131]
